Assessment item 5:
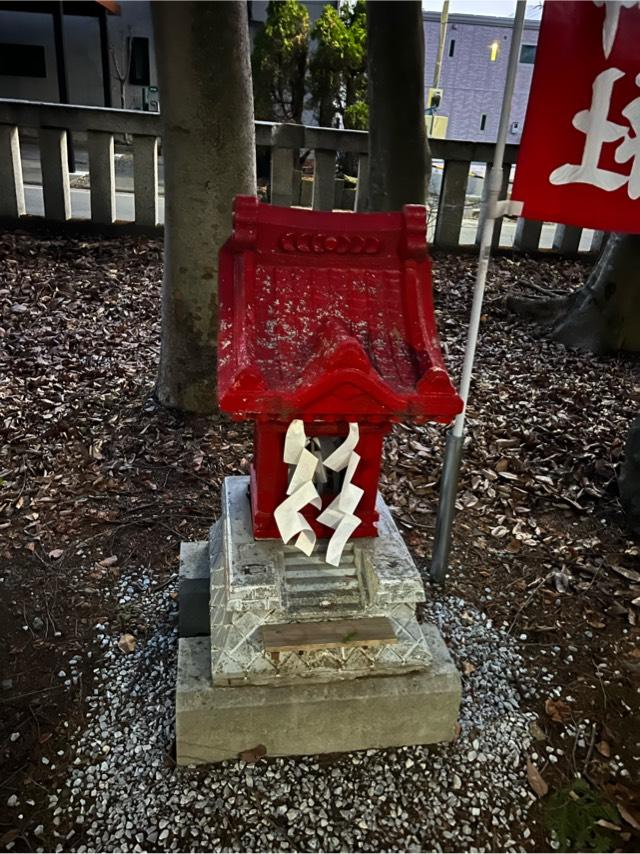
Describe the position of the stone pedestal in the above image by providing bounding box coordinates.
[176,476,460,764]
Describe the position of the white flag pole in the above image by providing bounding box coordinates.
[431,0,527,584]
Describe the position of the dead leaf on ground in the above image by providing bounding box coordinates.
[238,743,267,764]
[545,698,572,723]
[610,565,640,584]
[596,740,611,758]
[48,548,64,559]
[526,758,549,797]
[98,555,118,567]
[117,633,136,654]
[595,819,621,832]
[617,802,640,831]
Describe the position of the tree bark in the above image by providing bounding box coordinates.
[508,233,640,534]
[366,1,431,211]
[619,416,640,534]
[508,234,640,354]
[153,1,256,414]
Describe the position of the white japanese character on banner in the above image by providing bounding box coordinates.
[593,1,640,59]
[549,68,628,193]
[615,75,640,200]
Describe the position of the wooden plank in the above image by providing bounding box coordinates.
[87,130,115,224]
[312,149,336,210]
[553,224,582,255]
[434,159,469,248]
[513,217,543,252]
[0,124,25,218]
[474,164,509,248]
[262,617,397,653]
[270,147,296,206]
[40,126,71,221]
[355,153,369,212]
[133,134,159,226]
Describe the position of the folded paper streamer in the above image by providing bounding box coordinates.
[273,420,363,567]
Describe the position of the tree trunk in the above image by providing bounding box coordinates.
[508,233,640,533]
[152,1,256,414]
[508,234,640,354]
[619,416,640,534]
[366,0,431,211]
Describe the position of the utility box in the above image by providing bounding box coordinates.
[142,86,160,112]
[425,114,449,139]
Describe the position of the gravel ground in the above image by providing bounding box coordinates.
[4,566,562,853]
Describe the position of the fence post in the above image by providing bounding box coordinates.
[513,217,543,252]
[553,224,582,255]
[0,125,25,218]
[434,159,468,248]
[87,130,115,224]
[133,134,159,226]
[312,149,336,211]
[40,127,71,221]
[355,154,369,212]
[270,124,304,207]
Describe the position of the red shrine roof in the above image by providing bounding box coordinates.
[217,196,462,424]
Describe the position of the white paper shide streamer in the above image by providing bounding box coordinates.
[273,420,363,567]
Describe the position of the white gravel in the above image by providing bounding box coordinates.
[25,568,555,852]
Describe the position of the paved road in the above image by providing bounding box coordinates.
[23,180,595,253]
[24,185,165,224]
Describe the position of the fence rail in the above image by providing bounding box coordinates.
[0,98,601,255]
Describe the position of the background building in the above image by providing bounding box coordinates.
[423,11,540,143]
[0,0,539,143]
[0,1,156,109]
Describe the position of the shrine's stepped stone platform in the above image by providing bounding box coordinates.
[176,475,461,762]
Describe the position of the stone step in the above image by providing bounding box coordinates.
[286,587,363,612]
[284,551,355,568]
[285,565,358,579]
[262,616,398,654]
[285,576,360,594]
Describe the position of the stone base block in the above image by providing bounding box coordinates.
[176,624,461,765]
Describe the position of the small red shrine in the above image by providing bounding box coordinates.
[218,195,462,542]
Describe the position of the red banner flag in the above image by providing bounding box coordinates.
[511,1,640,233]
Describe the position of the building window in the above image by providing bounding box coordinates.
[489,40,500,62]
[0,44,46,78]
[480,114,487,131]
[448,39,455,58]
[519,44,537,64]
[128,37,150,86]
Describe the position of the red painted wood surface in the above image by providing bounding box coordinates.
[217,195,462,540]
[218,196,462,423]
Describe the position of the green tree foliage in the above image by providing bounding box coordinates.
[252,0,310,122]
[308,1,368,129]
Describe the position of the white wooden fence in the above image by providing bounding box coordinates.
[0,98,603,255]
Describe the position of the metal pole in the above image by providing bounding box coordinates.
[52,2,75,173]
[432,0,449,91]
[431,0,527,585]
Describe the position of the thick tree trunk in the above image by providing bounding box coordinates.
[153,1,256,414]
[619,417,640,534]
[508,234,640,354]
[367,1,431,210]
[508,233,640,533]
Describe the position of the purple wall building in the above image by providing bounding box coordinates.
[423,11,541,143]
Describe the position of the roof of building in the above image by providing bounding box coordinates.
[422,10,540,29]
[217,196,462,424]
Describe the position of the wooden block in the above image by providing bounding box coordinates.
[262,617,397,654]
